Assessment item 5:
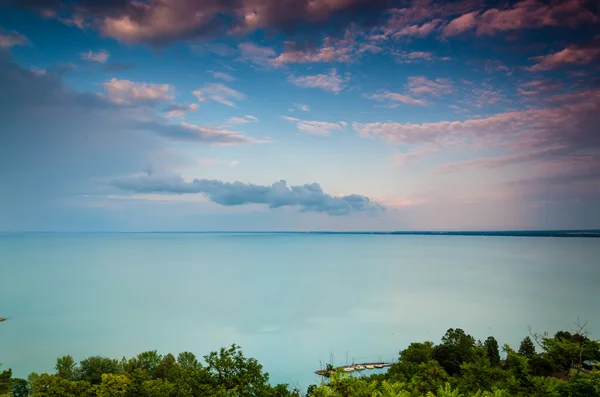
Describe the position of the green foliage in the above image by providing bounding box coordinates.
[432,329,476,376]
[10,378,28,397]
[76,356,120,385]
[483,338,500,367]
[3,321,600,397]
[518,337,536,359]
[204,344,270,397]
[0,369,11,395]
[97,374,130,397]
[55,355,77,381]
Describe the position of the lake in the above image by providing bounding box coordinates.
[1,233,599,390]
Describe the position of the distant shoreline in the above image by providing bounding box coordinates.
[3,230,600,237]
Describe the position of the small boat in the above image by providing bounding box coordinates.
[374,364,384,369]
[343,367,355,372]
[355,365,365,371]
[365,365,374,370]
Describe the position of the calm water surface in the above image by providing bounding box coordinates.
[1,233,599,389]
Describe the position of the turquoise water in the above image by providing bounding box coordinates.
[1,233,599,389]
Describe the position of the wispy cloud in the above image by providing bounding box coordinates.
[164,103,199,118]
[102,78,174,104]
[193,83,246,107]
[407,76,453,97]
[226,115,259,124]
[0,29,29,48]
[207,70,236,82]
[293,103,310,112]
[238,42,276,67]
[365,91,430,107]
[81,49,110,63]
[287,69,349,93]
[283,116,347,135]
[527,36,600,71]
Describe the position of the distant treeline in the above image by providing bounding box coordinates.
[1,322,599,397]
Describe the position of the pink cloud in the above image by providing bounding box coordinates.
[272,29,381,65]
[436,146,572,172]
[0,30,29,48]
[192,83,246,107]
[394,146,438,167]
[407,76,453,97]
[283,116,347,135]
[475,0,597,35]
[238,42,276,66]
[102,78,174,104]
[81,49,110,63]
[441,0,597,38]
[441,11,479,37]
[354,88,600,153]
[287,69,349,93]
[528,36,600,71]
[365,91,430,107]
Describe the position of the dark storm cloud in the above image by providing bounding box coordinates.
[111,172,385,216]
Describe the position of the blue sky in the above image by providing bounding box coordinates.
[1,0,599,231]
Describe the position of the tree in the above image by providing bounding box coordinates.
[27,373,40,396]
[76,356,120,385]
[55,355,77,381]
[10,379,28,397]
[0,368,12,395]
[31,373,95,397]
[432,329,477,376]
[484,337,500,367]
[518,337,536,359]
[155,354,179,382]
[98,374,130,397]
[176,352,199,370]
[204,344,270,397]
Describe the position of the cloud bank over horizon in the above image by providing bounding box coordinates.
[111,172,385,216]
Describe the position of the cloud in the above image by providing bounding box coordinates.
[436,146,573,172]
[226,115,259,124]
[354,88,600,153]
[81,49,110,63]
[371,0,480,41]
[518,80,562,97]
[441,11,479,37]
[111,171,385,216]
[271,29,380,65]
[407,76,453,97]
[287,69,349,93]
[192,83,246,107]
[527,36,600,71]
[283,116,346,135]
[164,103,199,118]
[293,103,310,112]
[475,0,597,35]
[391,19,442,38]
[207,70,235,82]
[0,29,29,48]
[238,42,276,66]
[102,78,174,104]
[442,0,597,37]
[365,91,430,107]
[394,146,438,167]
[136,122,254,145]
[393,51,452,63]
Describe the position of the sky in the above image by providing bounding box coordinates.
[0,0,599,231]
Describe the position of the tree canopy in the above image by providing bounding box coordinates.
[2,323,600,397]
